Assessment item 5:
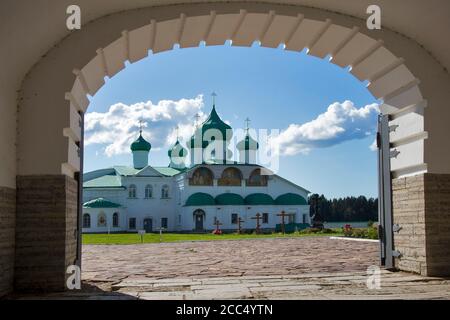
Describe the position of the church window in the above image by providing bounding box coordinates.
[231,213,238,224]
[262,213,269,224]
[129,218,136,230]
[161,185,169,198]
[218,167,243,186]
[145,185,153,198]
[302,214,308,224]
[83,213,91,228]
[246,169,268,187]
[189,167,214,186]
[113,212,119,227]
[97,213,107,227]
[161,217,168,229]
[129,184,137,198]
[288,213,296,224]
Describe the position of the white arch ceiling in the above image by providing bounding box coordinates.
[64,9,426,179]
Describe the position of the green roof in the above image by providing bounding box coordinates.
[130,133,151,152]
[83,198,122,208]
[114,166,139,176]
[275,193,307,205]
[237,134,259,151]
[154,167,182,177]
[190,105,232,148]
[168,140,188,158]
[185,193,215,206]
[83,175,123,188]
[245,193,274,205]
[215,193,245,205]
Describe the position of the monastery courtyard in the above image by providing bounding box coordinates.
[13,236,450,300]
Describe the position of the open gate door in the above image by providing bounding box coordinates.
[377,114,394,269]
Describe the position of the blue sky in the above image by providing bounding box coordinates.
[84,43,380,198]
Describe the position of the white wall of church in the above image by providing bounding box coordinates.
[83,165,310,233]
[82,208,126,233]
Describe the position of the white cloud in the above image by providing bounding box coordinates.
[85,95,207,157]
[269,100,379,156]
[86,97,379,159]
[370,139,378,152]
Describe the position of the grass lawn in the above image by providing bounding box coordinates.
[82,230,344,245]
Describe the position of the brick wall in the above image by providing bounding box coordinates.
[15,175,78,292]
[424,174,450,276]
[392,173,450,276]
[0,187,15,296]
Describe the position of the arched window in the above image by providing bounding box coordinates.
[161,185,169,199]
[189,167,214,186]
[128,184,137,198]
[218,167,243,186]
[97,212,107,227]
[113,212,119,227]
[145,185,153,198]
[83,213,91,228]
[247,169,268,187]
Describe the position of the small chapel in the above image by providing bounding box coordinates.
[82,97,311,233]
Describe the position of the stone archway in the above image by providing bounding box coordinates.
[12,2,450,293]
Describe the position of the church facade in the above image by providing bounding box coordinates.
[82,103,311,233]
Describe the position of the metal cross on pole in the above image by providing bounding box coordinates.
[245,117,251,134]
[213,219,223,234]
[158,227,166,243]
[251,213,262,234]
[237,217,245,234]
[277,210,294,234]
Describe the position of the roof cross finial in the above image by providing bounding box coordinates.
[175,125,180,141]
[194,113,201,128]
[245,117,251,134]
[139,119,144,134]
[211,92,217,106]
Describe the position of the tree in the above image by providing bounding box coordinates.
[308,194,378,222]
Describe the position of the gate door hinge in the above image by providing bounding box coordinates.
[390,149,400,158]
[393,250,402,258]
[389,124,399,132]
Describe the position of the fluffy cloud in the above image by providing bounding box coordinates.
[85,95,207,157]
[269,101,379,156]
[86,97,379,159]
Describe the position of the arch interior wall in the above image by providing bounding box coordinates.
[0,1,449,295]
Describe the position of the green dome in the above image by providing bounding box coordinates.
[215,193,245,205]
[275,193,307,205]
[185,193,215,206]
[130,133,151,152]
[245,193,274,205]
[168,140,188,158]
[237,134,259,151]
[190,105,232,148]
[83,198,121,208]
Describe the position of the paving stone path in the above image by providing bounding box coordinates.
[12,237,450,299]
[81,236,379,282]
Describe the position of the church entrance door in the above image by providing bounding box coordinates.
[193,210,205,232]
[143,218,153,233]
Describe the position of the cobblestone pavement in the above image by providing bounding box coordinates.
[13,237,450,299]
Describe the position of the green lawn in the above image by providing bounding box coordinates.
[82,231,344,245]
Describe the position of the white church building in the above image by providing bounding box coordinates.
[82,102,311,233]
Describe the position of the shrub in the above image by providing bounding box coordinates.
[367,226,378,239]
